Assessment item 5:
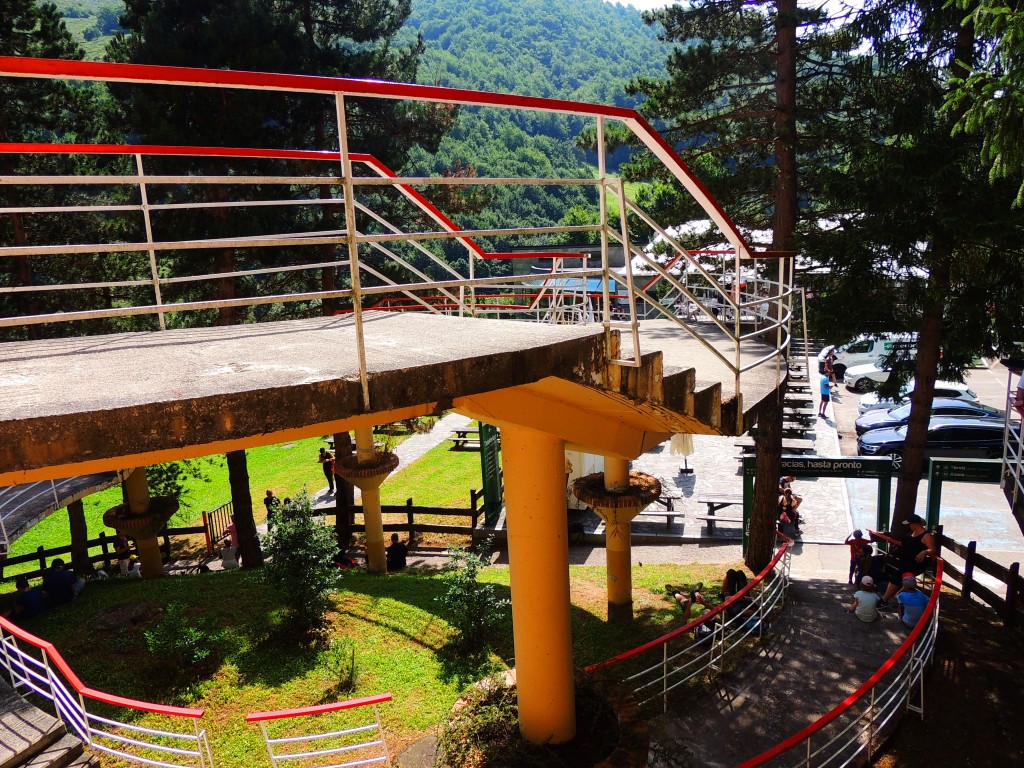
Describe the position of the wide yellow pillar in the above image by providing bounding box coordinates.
[603,458,632,612]
[123,468,163,578]
[502,424,575,744]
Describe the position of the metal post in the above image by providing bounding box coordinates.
[596,117,611,342]
[614,178,640,366]
[662,644,668,713]
[259,721,276,768]
[336,93,371,410]
[135,154,166,331]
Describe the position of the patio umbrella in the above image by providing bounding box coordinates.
[669,433,695,474]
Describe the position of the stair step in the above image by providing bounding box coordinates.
[0,685,67,768]
[18,734,85,768]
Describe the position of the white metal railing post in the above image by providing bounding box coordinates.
[466,241,475,317]
[614,177,640,366]
[196,722,213,768]
[867,687,877,761]
[335,93,371,410]
[135,153,166,331]
[375,704,390,768]
[596,117,611,341]
[662,643,668,714]
[0,632,15,688]
[804,734,811,767]
[259,721,276,768]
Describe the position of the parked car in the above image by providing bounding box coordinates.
[817,333,917,378]
[844,363,890,392]
[855,398,1003,436]
[857,380,980,415]
[857,415,1009,460]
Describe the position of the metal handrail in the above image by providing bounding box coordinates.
[585,534,793,712]
[0,56,793,417]
[247,693,392,768]
[737,559,944,767]
[0,615,212,768]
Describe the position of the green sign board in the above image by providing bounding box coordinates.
[479,422,503,526]
[742,455,894,479]
[927,459,1002,484]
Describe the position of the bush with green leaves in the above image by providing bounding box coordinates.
[144,603,225,675]
[434,538,510,651]
[260,493,342,630]
[319,637,358,693]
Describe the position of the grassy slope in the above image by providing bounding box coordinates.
[1,559,735,765]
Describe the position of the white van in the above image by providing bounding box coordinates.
[818,334,917,378]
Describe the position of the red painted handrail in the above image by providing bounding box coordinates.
[0,55,755,261]
[0,141,487,260]
[246,692,392,722]
[0,614,205,718]
[736,559,945,768]
[585,534,792,674]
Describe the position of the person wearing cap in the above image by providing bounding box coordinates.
[881,514,937,606]
[845,529,871,585]
[848,575,880,622]
[896,573,929,628]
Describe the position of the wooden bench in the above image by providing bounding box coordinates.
[692,513,744,534]
[633,497,681,528]
[734,436,816,454]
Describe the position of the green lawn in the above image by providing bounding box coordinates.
[381,440,489,508]
[0,559,732,766]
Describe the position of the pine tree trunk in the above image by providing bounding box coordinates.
[772,0,799,254]
[227,449,264,568]
[747,396,783,571]
[890,249,951,536]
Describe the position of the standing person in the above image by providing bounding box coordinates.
[844,529,871,584]
[263,490,281,522]
[819,372,831,418]
[848,575,880,622]
[318,447,336,494]
[896,573,929,628]
[113,530,132,576]
[880,515,937,607]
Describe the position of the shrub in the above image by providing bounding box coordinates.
[144,603,225,675]
[434,538,510,652]
[260,493,342,631]
[319,637,358,694]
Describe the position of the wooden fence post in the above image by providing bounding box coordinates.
[36,546,47,574]
[406,498,414,541]
[202,510,212,553]
[1005,562,1020,628]
[99,531,112,572]
[962,541,977,601]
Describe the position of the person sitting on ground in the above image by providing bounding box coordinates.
[880,515,937,608]
[113,530,132,577]
[845,529,871,584]
[220,536,239,570]
[42,558,83,606]
[777,488,803,534]
[778,475,796,494]
[721,569,758,625]
[6,576,47,622]
[896,573,929,628]
[848,575,880,623]
[385,533,407,571]
[666,582,716,640]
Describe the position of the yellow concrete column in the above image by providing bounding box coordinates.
[124,468,150,512]
[502,424,575,744]
[604,457,629,491]
[124,468,162,578]
[603,457,633,621]
[355,427,387,573]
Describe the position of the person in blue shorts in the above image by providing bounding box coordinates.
[896,573,929,628]
[818,373,831,418]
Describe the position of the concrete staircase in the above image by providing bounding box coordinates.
[0,684,95,768]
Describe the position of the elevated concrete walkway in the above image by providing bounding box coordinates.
[0,313,783,486]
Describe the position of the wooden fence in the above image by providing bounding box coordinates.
[320,489,487,540]
[939,533,1024,628]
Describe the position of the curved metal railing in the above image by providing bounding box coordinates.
[0,56,793,421]
[0,615,213,768]
[738,559,944,768]
[585,534,793,712]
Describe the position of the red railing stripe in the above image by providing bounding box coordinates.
[0,615,205,718]
[585,534,792,673]
[246,692,392,722]
[736,559,944,768]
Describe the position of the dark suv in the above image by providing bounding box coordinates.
[857,415,1009,460]
[854,399,1002,436]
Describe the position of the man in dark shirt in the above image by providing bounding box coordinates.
[8,576,46,621]
[385,533,407,571]
[42,559,80,606]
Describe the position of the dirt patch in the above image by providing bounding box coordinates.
[875,587,1024,766]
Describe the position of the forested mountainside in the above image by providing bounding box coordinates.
[46,0,667,248]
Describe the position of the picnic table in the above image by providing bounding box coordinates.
[734,435,816,454]
[694,493,744,534]
[450,427,481,449]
